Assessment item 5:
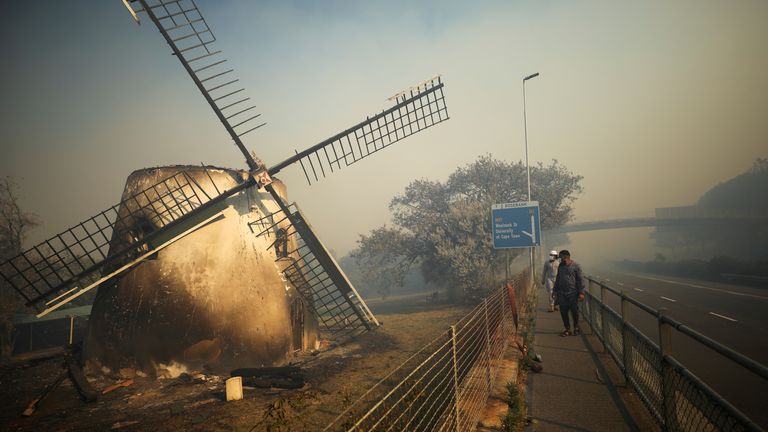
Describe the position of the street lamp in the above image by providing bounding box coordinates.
[522,72,539,277]
[523,72,539,201]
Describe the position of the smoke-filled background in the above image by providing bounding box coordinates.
[2,0,766,267]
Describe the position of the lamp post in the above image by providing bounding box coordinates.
[523,72,539,201]
[523,72,539,277]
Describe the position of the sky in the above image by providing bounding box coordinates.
[1,0,766,258]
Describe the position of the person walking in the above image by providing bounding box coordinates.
[553,250,585,336]
[541,250,559,312]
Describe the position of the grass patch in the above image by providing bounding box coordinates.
[500,380,526,432]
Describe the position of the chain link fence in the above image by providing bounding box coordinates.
[324,269,532,431]
[582,276,766,432]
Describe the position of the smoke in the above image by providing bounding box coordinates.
[155,361,190,379]
[544,228,658,272]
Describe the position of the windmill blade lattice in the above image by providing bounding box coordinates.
[250,203,379,341]
[269,77,448,184]
[126,0,265,170]
[6,1,451,334]
[0,170,250,316]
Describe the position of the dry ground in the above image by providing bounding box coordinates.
[0,291,474,432]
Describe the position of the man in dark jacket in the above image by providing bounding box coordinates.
[553,250,585,336]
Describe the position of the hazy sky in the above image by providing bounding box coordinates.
[1,0,766,256]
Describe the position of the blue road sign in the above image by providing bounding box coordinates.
[491,201,541,249]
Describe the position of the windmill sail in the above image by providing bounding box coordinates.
[6,1,450,335]
[269,77,448,185]
[250,202,378,341]
[125,0,265,170]
[0,170,251,316]
[0,75,450,318]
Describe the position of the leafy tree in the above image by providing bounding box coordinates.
[0,177,39,359]
[354,155,583,300]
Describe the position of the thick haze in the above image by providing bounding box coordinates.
[1,1,766,258]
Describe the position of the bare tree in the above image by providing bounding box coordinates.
[0,177,39,359]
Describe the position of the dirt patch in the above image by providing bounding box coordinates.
[1,298,472,431]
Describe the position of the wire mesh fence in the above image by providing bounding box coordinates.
[663,355,756,432]
[581,276,765,432]
[324,269,531,432]
[625,321,664,422]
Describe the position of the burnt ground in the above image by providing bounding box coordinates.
[1,292,472,432]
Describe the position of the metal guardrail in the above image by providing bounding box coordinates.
[548,216,768,234]
[324,270,532,431]
[582,276,766,432]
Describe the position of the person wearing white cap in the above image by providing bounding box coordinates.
[541,250,559,312]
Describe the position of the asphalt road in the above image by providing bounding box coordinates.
[587,269,768,428]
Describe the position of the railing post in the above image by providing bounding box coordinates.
[658,308,672,355]
[658,308,674,431]
[450,325,461,432]
[483,298,492,396]
[600,281,608,304]
[620,291,631,383]
[582,278,591,324]
[600,282,609,346]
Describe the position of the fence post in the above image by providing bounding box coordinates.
[620,291,631,383]
[501,284,508,340]
[68,315,75,345]
[450,325,461,432]
[658,308,675,431]
[483,298,492,395]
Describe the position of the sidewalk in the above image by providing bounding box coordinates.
[526,287,658,432]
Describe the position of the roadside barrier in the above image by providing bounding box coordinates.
[582,276,766,432]
[325,269,532,431]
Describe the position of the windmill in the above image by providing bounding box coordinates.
[1,0,449,370]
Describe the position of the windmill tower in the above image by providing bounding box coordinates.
[0,0,449,374]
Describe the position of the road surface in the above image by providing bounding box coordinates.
[587,269,768,428]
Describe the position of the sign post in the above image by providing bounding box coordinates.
[491,201,541,249]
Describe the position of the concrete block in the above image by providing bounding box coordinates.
[226,376,243,401]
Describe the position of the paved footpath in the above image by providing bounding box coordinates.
[526,288,658,432]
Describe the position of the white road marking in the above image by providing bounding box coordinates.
[709,312,738,322]
[634,288,644,292]
[617,282,624,286]
[628,274,768,300]
[661,296,677,302]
